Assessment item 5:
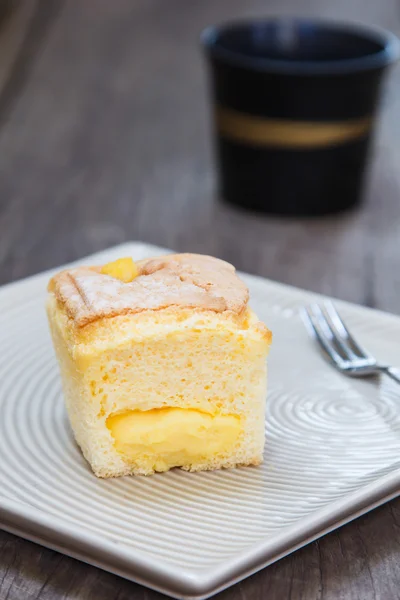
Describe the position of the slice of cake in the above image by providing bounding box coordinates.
[47,253,272,477]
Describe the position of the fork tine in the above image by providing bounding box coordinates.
[301,306,345,367]
[311,304,353,361]
[323,300,372,359]
[318,303,358,361]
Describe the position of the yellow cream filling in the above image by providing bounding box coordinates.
[106,407,242,472]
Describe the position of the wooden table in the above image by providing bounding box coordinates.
[1,1,400,598]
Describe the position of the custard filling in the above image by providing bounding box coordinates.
[106,407,242,471]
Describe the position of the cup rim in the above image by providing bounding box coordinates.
[201,17,400,75]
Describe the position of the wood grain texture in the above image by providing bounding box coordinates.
[0,0,400,599]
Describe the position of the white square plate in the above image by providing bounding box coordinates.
[1,242,400,600]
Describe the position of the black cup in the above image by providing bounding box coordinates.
[201,19,399,216]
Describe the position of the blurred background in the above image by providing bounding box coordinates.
[0,0,399,313]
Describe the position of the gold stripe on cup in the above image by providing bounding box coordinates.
[216,106,372,149]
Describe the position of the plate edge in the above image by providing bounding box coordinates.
[1,467,400,599]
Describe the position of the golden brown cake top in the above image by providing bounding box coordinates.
[48,253,250,327]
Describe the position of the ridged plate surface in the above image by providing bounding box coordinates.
[1,242,400,599]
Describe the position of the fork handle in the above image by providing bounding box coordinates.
[384,367,400,385]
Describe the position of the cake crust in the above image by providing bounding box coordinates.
[48,253,250,328]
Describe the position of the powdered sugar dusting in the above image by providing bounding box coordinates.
[49,254,249,327]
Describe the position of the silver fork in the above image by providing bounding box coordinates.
[302,301,400,384]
